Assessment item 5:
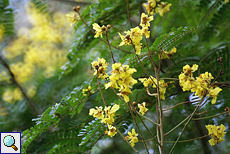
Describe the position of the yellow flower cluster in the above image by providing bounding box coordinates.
[91,58,109,79]
[65,13,79,27]
[143,0,172,17]
[205,124,226,146]
[118,27,143,55]
[89,104,120,137]
[179,64,222,104]
[160,47,177,59]
[125,128,139,147]
[82,85,94,96]
[1,3,71,103]
[105,63,137,102]
[2,88,22,103]
[92,23,108,38]
[139,76,167,100]
[118,13,153,55]
[138,102,148,115]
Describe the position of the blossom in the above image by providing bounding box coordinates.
[142,26,150,38]
[125,128,139,147]
[118,27,143,55]
[107,125,117,137]
[208,87,222,104]
[82,85,94,96]
[205,124,226,146]
[143,0,158,15]
[139,75,156,87]
[160,47,177,59]
[155,2,172,17]
[65,13,79,27]
[92,23,107,38]
[105,63,137,102]
[179,64,222,104]
[91,58,109,79]
[101,104,120,125]
[138,102,148,115]
[178,64,198,91]
[154,79,168,100]
[139,76,167,100]
[140,13,154,28]
[224,0,229,4]
[89,106,104,119]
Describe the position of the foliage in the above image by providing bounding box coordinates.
[0,0,230,153]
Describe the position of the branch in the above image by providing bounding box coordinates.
[0,54,40,116]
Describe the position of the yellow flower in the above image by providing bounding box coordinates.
[91,58,109,79]
[125,128,139,147]
[105,63,137,102]
[139,76,167,100]
[179,64,222,105]
[107,125,117,137]
[155,2,172,17]
[140,13,154,28]
[92,23,107,38]
[118,85,132,103]
[65,13,79,27]
[142,27,150,38]
[156,79,168,100]
[82,85,94,96]
[143,0,158,15]
[138,102,148,115]
[139,76,156,87]
[178,64,198,91]
[101,104,120,125]
[205,124,226,146]
[89,106,104,120]
[160,47,177,59]
[224,0,229,4]
[118,27,143,55]
[208,87,222,104]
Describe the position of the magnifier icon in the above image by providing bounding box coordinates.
[3,135,18,151]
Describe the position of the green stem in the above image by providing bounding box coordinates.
[96,76,107,106]
[192,111,229,121]
[168,98,204,154]
[105,32,116,63]
[164,115,191,136]
[136,111,159,126]
[134,108,162,147]
[127,102,150,154]
[165,135,209,143]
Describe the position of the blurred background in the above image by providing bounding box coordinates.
[0,0,96,131]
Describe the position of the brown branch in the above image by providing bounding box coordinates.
[0,55,40,116]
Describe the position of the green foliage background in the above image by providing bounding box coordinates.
[0,0,230,153]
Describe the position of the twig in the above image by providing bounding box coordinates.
[96,76,107,106]
[192,111,230,121]
[105,32,116,63]
[76,11,132,54]
[126,0,132,27]
[165,135,209,143]
[127,102,150,154]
